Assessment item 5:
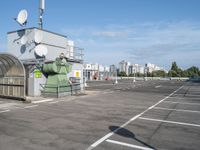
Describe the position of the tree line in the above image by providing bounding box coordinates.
[118,62,200,78]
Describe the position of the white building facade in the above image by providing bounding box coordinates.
[84,63,109,80]
[145,63,164,73]
[119,60,130,75]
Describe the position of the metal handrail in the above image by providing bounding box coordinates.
[40,83,81,98]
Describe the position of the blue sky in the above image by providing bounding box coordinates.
[0,0,200,69]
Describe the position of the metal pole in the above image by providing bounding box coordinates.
[145,68,148,81]
[57,86,59,98]
[38,8,43,29]
[84,70,88,87]
[84,65,88,87]
[133,68,136,83]
[115,68,118,84]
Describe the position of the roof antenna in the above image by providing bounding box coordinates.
[38,0,45,29]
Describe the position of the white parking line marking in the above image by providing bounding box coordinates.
[0,109,10,113]
[88,84,114,87]
[32,99,53,104]
[172,93,200,97]
[185,94,200,97]
[154,107,200,113]
[86,85,184,150]
[139,117,200,128]
[49,101,59,104]
[155,85,162,88]
[163,101,200,106]
[168,97,200,100]
[24,105,38,109]
[106,139,154,150]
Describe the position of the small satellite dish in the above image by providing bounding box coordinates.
[35,44,48,57]
[20,35,28,45]
[15,9,28,26]
[34,31,43,44]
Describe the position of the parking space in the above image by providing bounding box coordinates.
[0,80,199,150]
[87,81,200,150]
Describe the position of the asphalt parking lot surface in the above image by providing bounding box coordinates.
[0,79,200,150]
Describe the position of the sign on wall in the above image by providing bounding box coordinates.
[34,69,42,78]
[74,70,81,78]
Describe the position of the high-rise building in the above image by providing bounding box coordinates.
[119,60,130,75]
[110,64,116,76]
[84,63,110,80]
[129,64,144,74]
[145,63,163,73]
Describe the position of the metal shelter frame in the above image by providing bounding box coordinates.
[0,53,25,100]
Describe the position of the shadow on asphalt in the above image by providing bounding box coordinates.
[109,126,157,150]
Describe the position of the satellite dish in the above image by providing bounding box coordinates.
[16,9,28,26]
[20,35,28,45]
[34,31,43,44]
[35,44,48,57]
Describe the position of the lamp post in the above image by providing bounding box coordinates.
[133,68,136,83]
[144,68,147,81]
[83,64,88,87]
[115,69,118,84]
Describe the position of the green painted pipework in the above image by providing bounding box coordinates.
[42,57,72,94]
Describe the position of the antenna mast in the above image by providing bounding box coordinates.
[39,0,45,29]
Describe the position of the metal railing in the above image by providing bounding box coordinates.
[108,77,189,81]
[66,46,84,61]
[40,83,81,98]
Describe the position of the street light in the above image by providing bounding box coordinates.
[133,68,136,83]
[83,64,88,87]
[115,68,118,84]
[144,68,147,81]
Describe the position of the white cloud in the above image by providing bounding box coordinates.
[92,31,128,38]
[61,21,200,69]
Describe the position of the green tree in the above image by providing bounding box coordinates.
[136,73,144,77]
[168,62,200,77]
[171,61,179,72]
[118,71,127,77]
[129,74,134,77]
[181,70,189,77]
[168,70,177,77]
[152,70,166,77]
[177,68,183,77]
[187,66,199,77]
[147,72,152,77]
[169,61,183,77]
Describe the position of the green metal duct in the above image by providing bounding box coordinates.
[42,57,72,95]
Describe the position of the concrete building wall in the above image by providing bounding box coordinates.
[28,70,46,97]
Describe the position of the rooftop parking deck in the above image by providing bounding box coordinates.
[0,80,199,150]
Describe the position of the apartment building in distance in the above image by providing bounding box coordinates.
[119,60,130,75]
[110,64,117,76]
[84,63,109,80]
[129,64,144,74]
[145,63,164,73]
